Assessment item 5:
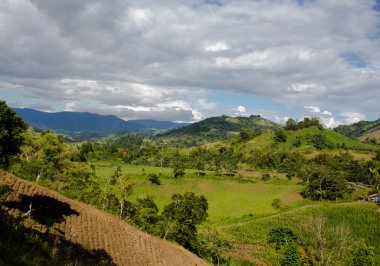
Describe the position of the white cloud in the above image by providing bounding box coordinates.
[0,0,379,121]
[321,110,332,116]
[340,112,366,124]
[274,116,289,124]
[231,105,249,116]
[319,117,340,128]
[64,102,76,112]
[205,42,229,52]
[304,106,321,113]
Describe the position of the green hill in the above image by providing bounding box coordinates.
[158,115,279,144]
[241,126,379,154]
[334,119,380,141]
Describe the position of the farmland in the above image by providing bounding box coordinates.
[0,170,209,266]
[221,202,380,265]
[93,161,306,224]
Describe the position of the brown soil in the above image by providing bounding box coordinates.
[0,170,209,266]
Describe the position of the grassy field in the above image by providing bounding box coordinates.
[243,127,379,154]
[221,202,380,265]
[92,161,305,224]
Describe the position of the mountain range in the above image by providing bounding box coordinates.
[13,108,189,140]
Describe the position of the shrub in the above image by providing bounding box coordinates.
[267,227,297,250]
[261,172,270,181]
[271,198,282,209]
[148,173,161,185]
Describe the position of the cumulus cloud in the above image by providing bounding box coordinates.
[0,0,379,122]
[340,112,366,124]
[232,105,249,116]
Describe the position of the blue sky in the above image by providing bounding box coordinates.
[1,0,380,127]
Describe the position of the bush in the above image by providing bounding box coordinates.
[271,198,282,209]
[353,240,375,266]
[148,173,161,185]
[283,242,301,266]
[267,227,297,250]
[261,172,270,181]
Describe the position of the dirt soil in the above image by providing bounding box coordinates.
[0,170,209,266]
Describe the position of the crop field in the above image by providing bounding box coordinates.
[220,202,380,265]
[93,161,305,224]
[0,171,208,266]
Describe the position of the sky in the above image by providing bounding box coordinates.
[1,0,380,127]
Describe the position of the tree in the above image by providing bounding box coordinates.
[285,118,298,131]
[200,229,231,265]
[113,173,133,218]
[160,192,208,253]
[274,129,287,142]
[172,149,185,178]
[0,101,28,167]
[283,242,301,266]
[267,227,297,250]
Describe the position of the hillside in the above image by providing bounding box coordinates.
[221,202,380,265]
[241,126,380,154]
[158,115,279,144]
[0,170,208,266]
[13,108,188,140]
[334,119,380,142]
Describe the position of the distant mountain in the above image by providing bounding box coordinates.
[13,108,188,140]
[334,119,380,143]
[158,115,280,143]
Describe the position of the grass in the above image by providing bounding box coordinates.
[220,202,380,265]
[92,160,304,224]
[242,127,379,155]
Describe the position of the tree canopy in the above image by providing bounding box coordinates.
[0,101,28,167]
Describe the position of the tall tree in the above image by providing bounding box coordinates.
[0,101,28,167]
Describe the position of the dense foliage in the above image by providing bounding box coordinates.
[0,101,28,167]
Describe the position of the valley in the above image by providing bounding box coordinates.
[1,102,379,265]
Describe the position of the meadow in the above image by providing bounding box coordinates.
[92,161,305,224]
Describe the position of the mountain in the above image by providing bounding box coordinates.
[334,119,380,143]
[158,115,280,143]
[13,108,188,140]
[0,170,208,266]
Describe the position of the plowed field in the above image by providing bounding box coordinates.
[0,170,208,266]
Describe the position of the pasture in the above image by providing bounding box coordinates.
[92,161,305,224]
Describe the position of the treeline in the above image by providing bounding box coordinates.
[83,131,380,201]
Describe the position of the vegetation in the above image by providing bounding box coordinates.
[334,118,380,140]
[158,115,279,145]
[1,112,380,265]
[0,101,28,167]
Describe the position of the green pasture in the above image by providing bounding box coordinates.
[92,161,304,223]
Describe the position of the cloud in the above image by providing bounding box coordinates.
[231,105,249,116]
[205,42,229,52]
[0,0,379,122]
[340,112,366,124]
[304,106,321,113]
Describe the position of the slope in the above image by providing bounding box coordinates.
[158,115,279,143]
[334,118,380,141]
[13,108,187,140]
[242,126,379,152]
[0,170,208,266]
